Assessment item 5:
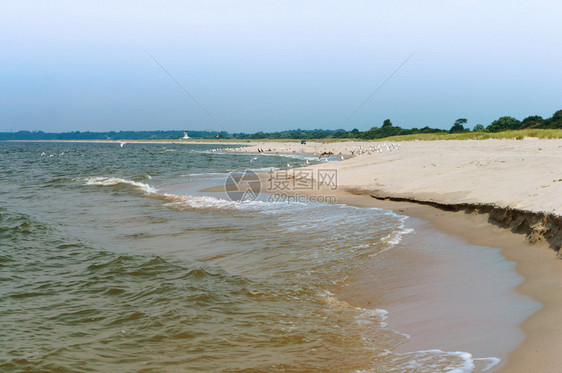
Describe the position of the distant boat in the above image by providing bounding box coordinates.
[182,131,190,140]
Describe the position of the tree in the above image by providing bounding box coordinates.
[473,124,485,132]
[550,110,562,129]
[449,118,468,133]
[382,119,393,127]
[520,115,544,129]
[486,116,521,132]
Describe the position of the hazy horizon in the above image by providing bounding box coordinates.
[2,1,561,133]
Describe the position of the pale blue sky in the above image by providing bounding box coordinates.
[1,0,561,133]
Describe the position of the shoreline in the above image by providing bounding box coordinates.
[242,139,562,371]
[326,191,561,372]
[203,176,537,369]
[208,169,561,371]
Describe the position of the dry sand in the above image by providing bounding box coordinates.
[217,139,562,216]
[219,138,562,372]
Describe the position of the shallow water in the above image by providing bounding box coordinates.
[0,142,512,372]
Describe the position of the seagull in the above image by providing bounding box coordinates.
[305,160,310,165]
[41,152,46,156]
[287,163,291,168]
[59,151,65,156]
[119,142,126,148]
[182,131,190,140]
[249,157,258,164]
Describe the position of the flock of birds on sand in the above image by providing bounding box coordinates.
[205,142,402,169]
[209,142,401,158]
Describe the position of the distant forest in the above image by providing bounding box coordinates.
[2,110,560,141]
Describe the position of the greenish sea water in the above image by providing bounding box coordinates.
[1,142,503,372]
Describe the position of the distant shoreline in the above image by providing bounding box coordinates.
[2,139,247,144]
[2,127,562,143]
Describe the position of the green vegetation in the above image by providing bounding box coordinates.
[0,130,228,141]
[2,110,561,141]
[449,118,468,133]
[376,128,562,142]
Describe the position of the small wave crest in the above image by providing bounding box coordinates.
[318,289,499,372]
[81,176,312,212]
[380,216,414,247]
[161,192,301,211]
[382,349,500,373]
[82,176,157,194]
[318,290,389,325]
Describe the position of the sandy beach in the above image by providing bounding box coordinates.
[214,138,562,372]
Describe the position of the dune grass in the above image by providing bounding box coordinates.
[232,129,562,142]
[372,129,562,142]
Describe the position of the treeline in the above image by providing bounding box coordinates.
[1,110,560,141]
[0,130,227,141]
[449,109,562,133]
[226,120,446,140]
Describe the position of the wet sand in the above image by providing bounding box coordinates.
[329,192,562,372]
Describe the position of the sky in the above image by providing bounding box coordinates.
[1,0,561,133]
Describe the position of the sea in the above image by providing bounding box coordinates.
[0,141,517,372]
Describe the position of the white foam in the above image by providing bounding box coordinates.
[180,172,228,177]
[380,215,414,247]
[247,167,280,172]
[381,227,414,246]
[162,194,253,210]
[82,177,157,194]
[354,308,389,325]
[161,192,304,212]
[82,176,313,212]
[390,349,500,373]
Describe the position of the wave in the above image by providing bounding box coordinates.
[80,176,309,212]
[182,168,279,177]
[383,349,500,373]
[180,172,229,177]
[318,289,500,372]
[82,176,157,194]
[0,208,50,240]
[380,215,414,247]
